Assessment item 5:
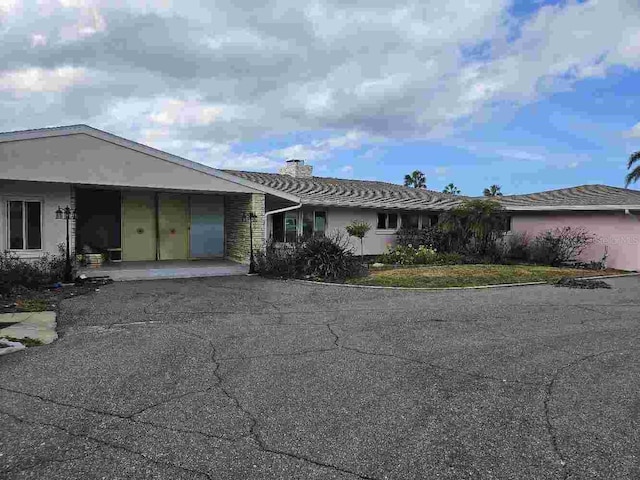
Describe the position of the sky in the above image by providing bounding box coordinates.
[1,0,639,195]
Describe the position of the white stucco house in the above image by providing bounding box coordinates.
[0,125,299,265]
[2,124,640,272]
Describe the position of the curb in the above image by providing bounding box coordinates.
[293,272,639,292]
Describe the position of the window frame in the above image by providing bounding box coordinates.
[6,198,44,252]
[273,209,328,242]
[376,212,399,232]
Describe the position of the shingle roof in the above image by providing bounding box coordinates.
[222,170,463,210]
[492,184,640,211]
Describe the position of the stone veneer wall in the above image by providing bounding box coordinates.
[224,193,266,263]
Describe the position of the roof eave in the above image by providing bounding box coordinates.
[503,205,640,212]
[0,125,301,204]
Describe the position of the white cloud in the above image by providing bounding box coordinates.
[624,122,640,138]
[31,33,47,46]
[0,67,87,94]
[1,0,640,165]
[496,149,546,161]
[148,99,228,126]
[270,131,365,161]
[0,0,20,19]
[340,165,353,175]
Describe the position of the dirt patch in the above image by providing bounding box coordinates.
[0,278,113,314]
[554,277,612,289]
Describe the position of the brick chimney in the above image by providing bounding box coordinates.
[279,159,313,178]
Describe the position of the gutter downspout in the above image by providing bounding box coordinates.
[624,208,640,221]
[264,203,303,244]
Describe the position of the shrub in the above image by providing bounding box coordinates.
[0,248,69,295]
[254,242,298,279]
[377,245,462,266]
[396,226,450,252]
[504,232,530,261]
[527,227,594,266]
[255,234,366,281]
[296,235,366,280]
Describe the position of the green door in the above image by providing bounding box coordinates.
[159,194,189,260]
[122,192,156,261]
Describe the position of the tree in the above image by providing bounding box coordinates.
[403,170,426,189]
[345,220,371,263]
[439,199,505,255]
[625,151,640,186]
[442,183,461,195]
[483,184,503,197]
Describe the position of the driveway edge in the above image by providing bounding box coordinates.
[292,272,639,291]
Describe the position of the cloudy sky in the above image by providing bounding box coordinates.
[1,0,639,194]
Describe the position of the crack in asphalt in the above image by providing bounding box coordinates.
[542,349,624,480]
[326,324,543,387]
[0,385,239,443]
[0,408,213,479]
[205,338,381,480]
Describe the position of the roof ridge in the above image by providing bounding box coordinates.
[221,169,449,195]
[501,183,640,198]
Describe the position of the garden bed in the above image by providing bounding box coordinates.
[346,264,626,288]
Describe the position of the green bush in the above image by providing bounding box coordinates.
[439,199,508,256]
[255,234,366,281]
[377,245,462,266]
[0,248,69,295]
[395,226,450,252]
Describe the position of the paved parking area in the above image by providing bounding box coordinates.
[1,276,639,479]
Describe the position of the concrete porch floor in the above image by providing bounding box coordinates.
[78,259,248,281]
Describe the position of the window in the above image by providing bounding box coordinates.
[7,200,42,250]
[314,211,326,235]
[500,216,512,232]
[421,214,438,228]
[302,210,327,238]
[376,213,398,230]
[272,212,284,242]
[401,213,419,229]
[284,211,297,242]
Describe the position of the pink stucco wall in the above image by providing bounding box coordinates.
[511,212,640,271]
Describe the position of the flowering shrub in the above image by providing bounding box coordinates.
[377,244,462,266]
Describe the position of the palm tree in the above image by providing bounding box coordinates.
[403,170,426,189]
[626,151,640,187]
[483,184,503,197]
[442,183,461,195]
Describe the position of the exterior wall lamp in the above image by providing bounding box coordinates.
[55,205,76,282]
[241,211,258,274]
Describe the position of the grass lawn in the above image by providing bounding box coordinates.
[347,264,626,288]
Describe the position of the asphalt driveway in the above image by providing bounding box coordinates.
[1,276,639,479]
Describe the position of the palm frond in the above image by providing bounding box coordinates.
[627,151,640,170]
[625,166,640,187]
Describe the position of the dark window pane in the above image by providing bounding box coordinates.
[401,213,418,229]
[285,212,297,242]
[377,213,386,229]
[429,215,439,226]
[272,213,284,242]
[302,210,314,238]
[9,201,23,250]
[314,211,326,234]
[388,214,398,229]
[26,202,42,249]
